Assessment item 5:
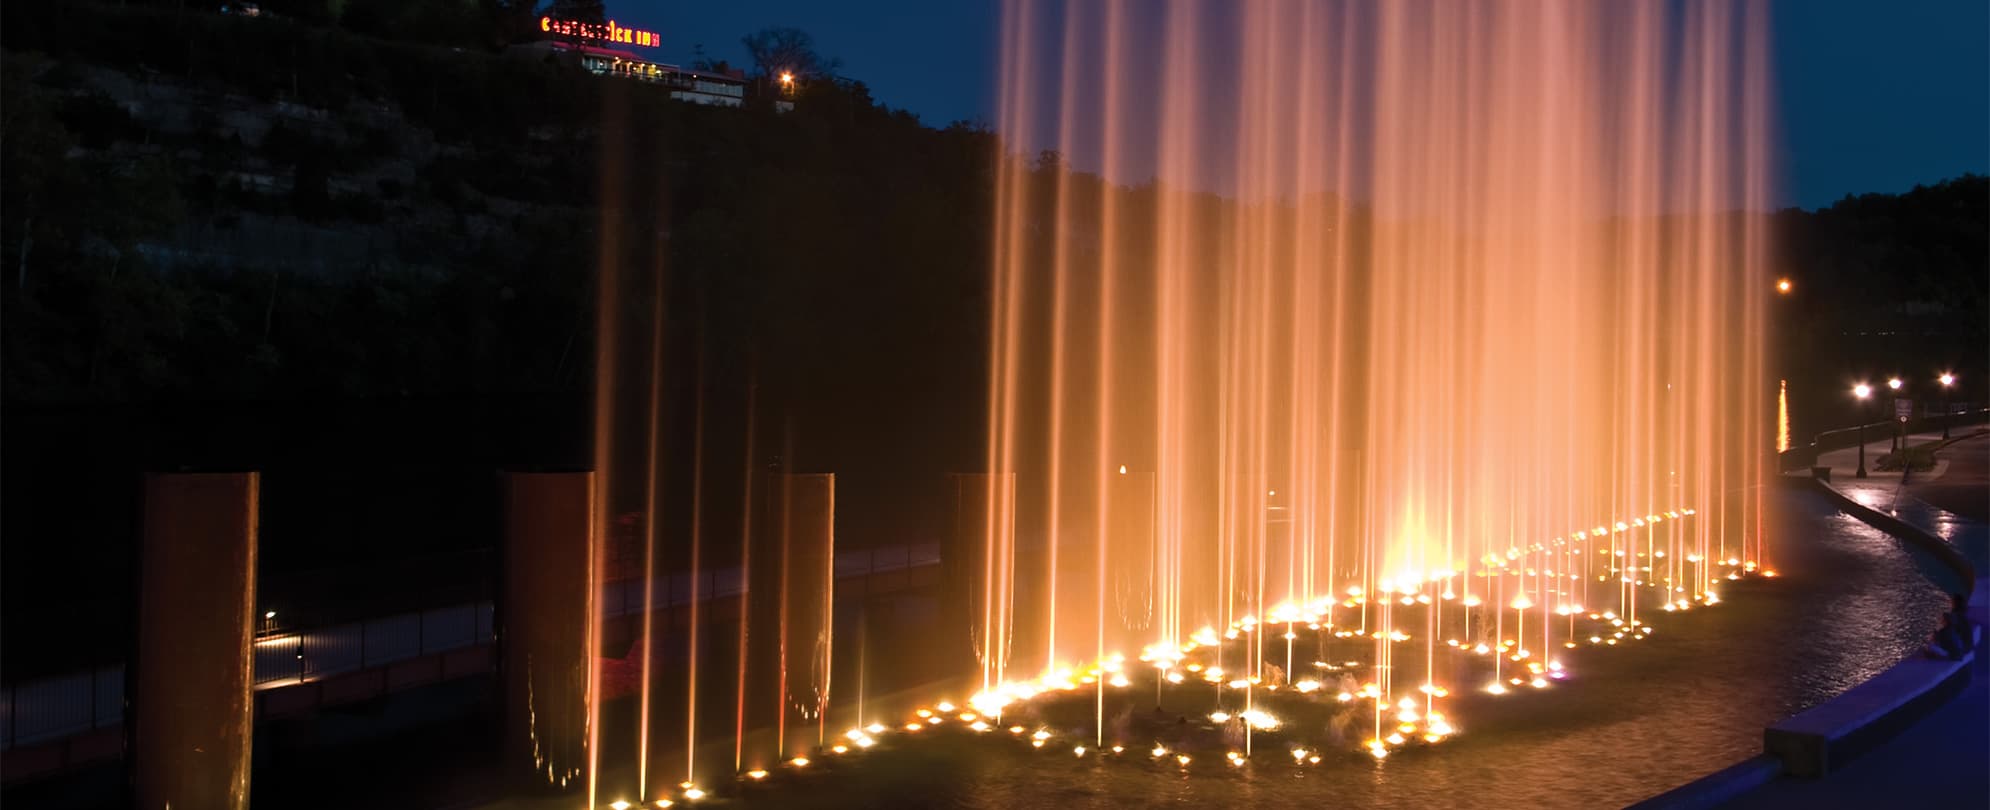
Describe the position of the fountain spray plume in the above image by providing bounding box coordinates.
[585,76,629,809]
[978,0,1776,749]
[682,319,708,789]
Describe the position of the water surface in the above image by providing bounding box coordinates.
[719,487,1946,809]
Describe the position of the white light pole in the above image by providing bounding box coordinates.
[1853,383,1872,478]
[1887,378,1904,452]
[1939,373,1956,439]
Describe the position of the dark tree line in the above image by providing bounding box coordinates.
[1,0,980,675]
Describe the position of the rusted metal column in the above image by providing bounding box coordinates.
[947,473,1015,681]
[499,471,596,792]
[133,472,259,810]
[1107,470,1157,647]
[776,473,834,760]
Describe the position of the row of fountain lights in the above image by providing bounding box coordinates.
[1472,507,1774,610]
[602,505,1773,806]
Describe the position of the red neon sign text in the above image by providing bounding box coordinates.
[540,16,660,48]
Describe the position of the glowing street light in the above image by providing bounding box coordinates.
[1853,383,1872,478]
[1776,278,1792,294]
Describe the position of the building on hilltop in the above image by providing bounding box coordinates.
[507,15,792,111]
[506,40,750,108]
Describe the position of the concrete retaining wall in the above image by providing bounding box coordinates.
[1762,637,1975,777]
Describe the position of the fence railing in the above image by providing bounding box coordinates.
[3,542,945,751]
[0,666,123,751]
[1778,408,1988,472]
[251,602,496,688]
[599,542,940,618]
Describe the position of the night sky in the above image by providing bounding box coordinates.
[611,0,1987,210]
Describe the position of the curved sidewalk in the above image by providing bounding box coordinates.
[1722,432,1988,808]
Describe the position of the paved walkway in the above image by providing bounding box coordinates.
[1728,431,1989,808]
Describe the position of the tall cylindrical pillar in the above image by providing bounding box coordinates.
[500,471,596,792]
[947,473,1015,682]
[1107,470,1156,649]
[774,473,834,758]
[133,472,259,810]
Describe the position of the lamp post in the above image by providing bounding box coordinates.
[1939,373,1956,439]
[1887,378,1905,451]
[1853,383,1872,478]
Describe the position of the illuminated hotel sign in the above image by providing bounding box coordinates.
[540,16,660,48]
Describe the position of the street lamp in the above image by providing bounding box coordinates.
[1776,278,1793,295]
[1887,378,1904,451]
[1853,383,1872,478]
[1939,373,1956,439]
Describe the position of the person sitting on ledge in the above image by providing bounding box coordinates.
[1928,594,1974,661]
[1946,593,1975,652]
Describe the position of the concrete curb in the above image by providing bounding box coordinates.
[1800,477,1977,598]
[1761,636,1975,777]
[1623,755,1783,810]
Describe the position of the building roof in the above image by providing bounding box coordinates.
[551,41,644,61]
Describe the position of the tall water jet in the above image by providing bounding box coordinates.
[981,0,1775,745]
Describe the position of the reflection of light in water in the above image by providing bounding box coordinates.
[1778,379,1791,452]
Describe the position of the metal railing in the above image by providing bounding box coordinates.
[252,602,496,688]
[1779,408,1988,472]
[599,542,941,618]
[0,666,123,751]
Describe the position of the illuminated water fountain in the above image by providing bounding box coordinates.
[556,2,1778,806]
[971,0,1775,767]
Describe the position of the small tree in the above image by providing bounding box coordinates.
[686,44,733,76]
[740,26,840,81]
